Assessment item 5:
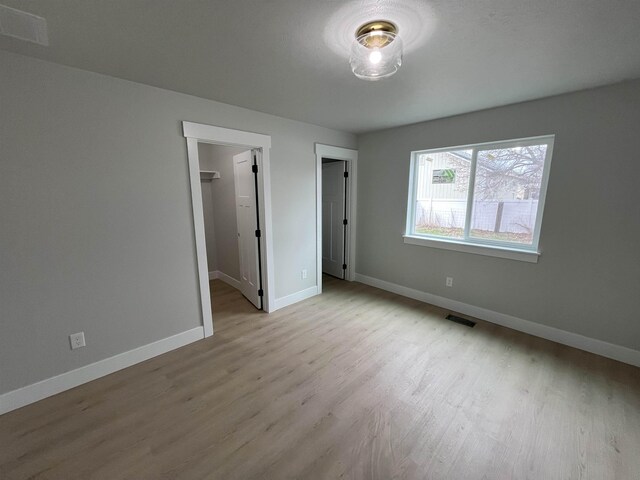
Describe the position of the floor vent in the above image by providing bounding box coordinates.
[446,314,476,328]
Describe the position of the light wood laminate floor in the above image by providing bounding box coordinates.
[1,277,639,479]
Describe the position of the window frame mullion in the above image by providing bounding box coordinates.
[463,148,478,240]
[406,152,419,236]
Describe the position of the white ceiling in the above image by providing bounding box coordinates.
[1,0,640,133]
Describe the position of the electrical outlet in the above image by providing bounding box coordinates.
[446,277,454,287]
[302,269,308,279]
[69,332,86,350]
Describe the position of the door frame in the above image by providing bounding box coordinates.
[315,144,358,293]
[183,121,274,337]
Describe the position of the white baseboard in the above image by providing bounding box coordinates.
[272,286,319,311]
[355,273,640,368]
[209,270,241,290]
[0,326,205,416]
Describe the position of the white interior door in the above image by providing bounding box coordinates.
[322,161,346,279]
[233,150,261,309]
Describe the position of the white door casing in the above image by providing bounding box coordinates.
[183,121,273,336]
[233,150,261,309]
[322,161,346,279]
[315,144,358,295]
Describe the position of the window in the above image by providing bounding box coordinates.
[405,135,554,261]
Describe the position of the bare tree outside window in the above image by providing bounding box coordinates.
[410,138,552,248]
[452,145,546,200]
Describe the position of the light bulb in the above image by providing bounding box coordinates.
[350,21,403,81]
[369,50,382,64]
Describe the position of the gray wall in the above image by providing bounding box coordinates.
[200,180,218,272]
[198,143,245,281]
[0,50,355,394]
[356,80,640,352]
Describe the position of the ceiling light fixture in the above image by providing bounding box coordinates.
[350,20,402,81]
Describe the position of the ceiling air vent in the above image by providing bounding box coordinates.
[0,4,48,46]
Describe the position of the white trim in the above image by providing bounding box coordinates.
[209,270,241,290]
[403,235,540,263]
[410,134,555,157]
[354,273,640,367]
[183,122,275,326]
[463,148,479,238]
[0,327,205,415]
[186,138,214,337]
[272,286,319,311]
[315,144,358,294]
[183,122,271,149]
[531,136,554,249]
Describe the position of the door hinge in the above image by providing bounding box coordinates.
[252,164,258,173]
[344,171,349,178]
[343,219,348,226]
[255,229,261,238]
[342,263,347,270]
[258,289,264,297]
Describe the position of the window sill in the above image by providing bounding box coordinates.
[403,235,540,263]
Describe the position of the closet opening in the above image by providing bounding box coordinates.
[198,144,263,310]
[183,121,273,337]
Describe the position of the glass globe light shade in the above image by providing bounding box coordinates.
[350,30,403,81]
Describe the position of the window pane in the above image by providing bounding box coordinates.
[470,144,547,245]
[413,149,472,239]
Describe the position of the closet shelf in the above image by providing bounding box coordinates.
[200,170,221,181]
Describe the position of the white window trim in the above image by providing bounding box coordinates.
[403,234,540,262]
[404,135,554,263]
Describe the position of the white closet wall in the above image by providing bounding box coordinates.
[199,177,218,274]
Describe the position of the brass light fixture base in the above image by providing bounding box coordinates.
[355,20,398,49]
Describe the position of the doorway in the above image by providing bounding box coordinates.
[198,144,263,310]
[232,150,263,308]
[183,122,274,337]
[315,144,358,294]
[322,159,347,279]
